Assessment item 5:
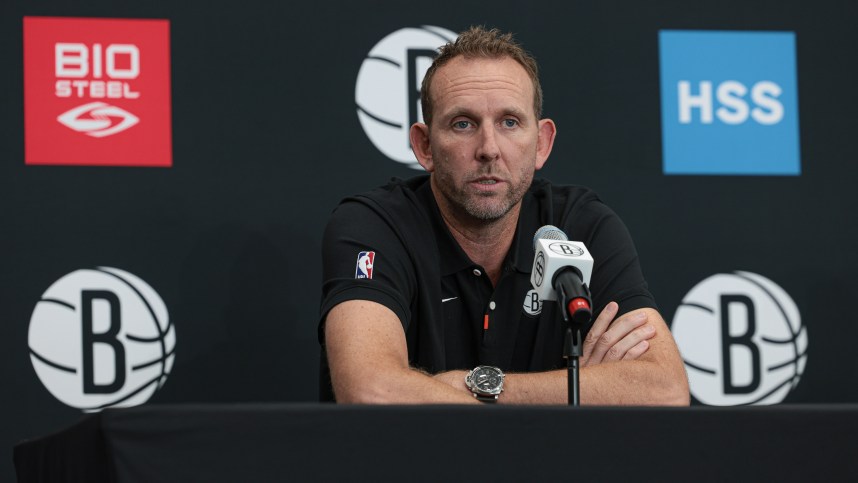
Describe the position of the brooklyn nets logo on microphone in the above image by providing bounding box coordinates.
[671,271,807,405]
[533,252,546,287]
[548,242,584,257]
[355,26,457,169]
[28,267,175,411]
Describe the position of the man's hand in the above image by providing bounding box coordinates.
[582,301,656,366]
[498,305,687,405]
[433,302,660,402]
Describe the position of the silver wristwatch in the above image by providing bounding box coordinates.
[464,365,505,403]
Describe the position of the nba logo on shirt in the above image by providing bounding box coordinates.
[355,251,375,279]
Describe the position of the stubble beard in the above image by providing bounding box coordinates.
[434,163,534,222]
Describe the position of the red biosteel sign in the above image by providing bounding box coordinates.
[24,17,172,167]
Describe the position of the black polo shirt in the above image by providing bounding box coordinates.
[318,175,656,401]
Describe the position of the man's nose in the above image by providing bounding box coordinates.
[476,125,500,163]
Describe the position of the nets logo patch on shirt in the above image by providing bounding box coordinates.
[355,251,375,279]
[23,16,172,167]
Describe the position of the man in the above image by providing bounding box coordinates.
[319,26,689,405]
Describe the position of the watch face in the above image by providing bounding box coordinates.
[471,366,503,395]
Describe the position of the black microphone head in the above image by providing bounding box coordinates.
[533,225,568,250]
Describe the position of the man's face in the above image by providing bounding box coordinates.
[420,56,549,222]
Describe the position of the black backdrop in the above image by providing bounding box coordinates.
[3,0,858,480]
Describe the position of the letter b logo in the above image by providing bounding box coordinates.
[671,272,807,406]
[719,295,761,394]
[81,290,126,394]
[523,289,543,316]
[28,267,175,411]
[355,26,457,169]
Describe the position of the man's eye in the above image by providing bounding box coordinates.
[453,121,471,129]
[503,119,518,128]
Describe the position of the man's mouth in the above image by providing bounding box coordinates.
[469,177,504,192]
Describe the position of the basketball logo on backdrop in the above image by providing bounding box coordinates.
[28,267,175,411]
[355,251,376,279]
[23,16,172,167]
[671,271,807,405]
[355,26,457,169]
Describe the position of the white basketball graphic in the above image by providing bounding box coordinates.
[671,271,807,406]
[355,25,457,169]
[28,267,175,411]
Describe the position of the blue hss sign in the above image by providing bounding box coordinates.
[659,30,801,175]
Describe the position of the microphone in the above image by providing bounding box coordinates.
[530,225,594,327]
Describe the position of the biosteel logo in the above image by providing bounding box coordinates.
[57,102,139,137]
[24,17,172,167]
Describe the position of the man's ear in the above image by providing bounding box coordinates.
[535,118,557,170]
[410,123,434,172]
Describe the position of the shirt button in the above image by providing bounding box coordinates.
[489,301,496,310]
[472,268,482,277]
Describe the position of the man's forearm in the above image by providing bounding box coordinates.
[496,308,689,406]
[326,300,480,405]
[580,359,689,405]
[335,365,479,404]
[499,360,689,406]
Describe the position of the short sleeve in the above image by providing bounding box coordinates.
[318,197,417,343]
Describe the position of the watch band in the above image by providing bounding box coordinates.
[474,393,498,403]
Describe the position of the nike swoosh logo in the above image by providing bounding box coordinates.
[442,297,458,303]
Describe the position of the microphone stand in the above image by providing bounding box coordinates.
[555,273,592,407]
[563,325,583,406]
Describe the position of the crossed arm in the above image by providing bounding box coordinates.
[324,300,689,405]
